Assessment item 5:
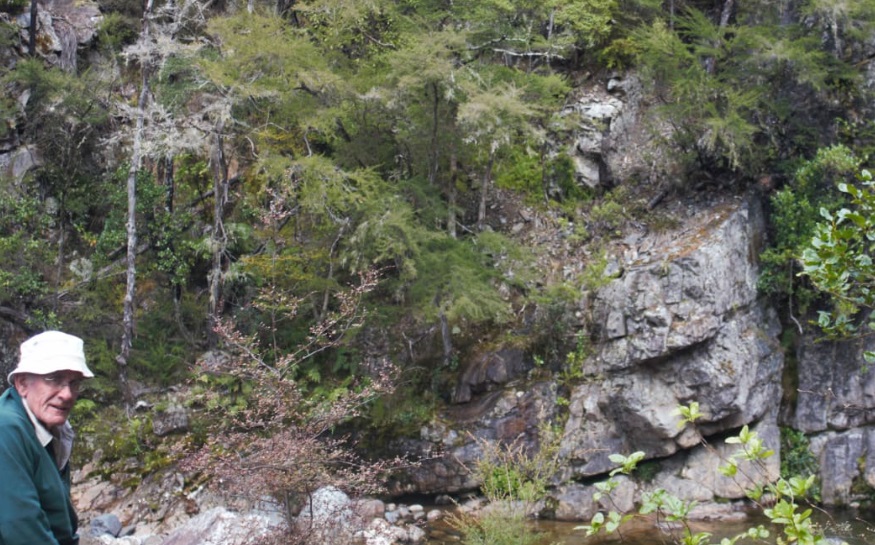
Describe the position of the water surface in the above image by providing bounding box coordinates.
[426,508,875,545]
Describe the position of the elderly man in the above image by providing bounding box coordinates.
[0,331,94,545]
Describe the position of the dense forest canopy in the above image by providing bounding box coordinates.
[1,0,875,523]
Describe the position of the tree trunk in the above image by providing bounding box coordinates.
[54,194,65,315]
[440,311,452,367]
[719,0,735,27]
[477,148,495,231]
[117,0,154,406]
[428,81,440,185]
[29,0,37,56]
[448,151,457,238]
[162,155,175,213]
[320,219,349,319]
[117,76,149,405]
[207,123,228,349]
[705,0,735,74]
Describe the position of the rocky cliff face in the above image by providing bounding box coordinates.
[397,186,875,517]
[400,194,788,519]
[391,79,875,517]
[0,0,101,184]
[790,332,875,505]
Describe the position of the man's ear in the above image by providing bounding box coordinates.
[12,374,29,395]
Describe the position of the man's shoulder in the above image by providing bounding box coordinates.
[0,388,30,432]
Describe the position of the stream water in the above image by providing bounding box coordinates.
[425,507,875,545]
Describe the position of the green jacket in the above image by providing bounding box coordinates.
[0,387,79,545]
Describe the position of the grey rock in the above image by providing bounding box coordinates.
[152,404,189,437]
[294,486,361,544]
[785,324,875,506]
[354,498,386,519]
[607,76,627,95]
[809,429,870,506]
[89,514,122,537]
[0,146,41,184]
[159,507,281,545]
[384,510,400,524]
[550,483,597,522]
[790,335,875,433]
[452,347,529,404]
[408,524,427,543]
[405,196,787,516]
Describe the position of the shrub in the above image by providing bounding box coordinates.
[97,12,138,52]
[759,145,861,318]
[0,0,27,15]
[448,427,561,545]
[780,427,821,501]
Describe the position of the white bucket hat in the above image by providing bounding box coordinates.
[7,331,94,383]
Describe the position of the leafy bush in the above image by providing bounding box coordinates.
[77,333,124,401]
[448,428,561,545]
[405,234,518,326]
[130,317,194,386]
[780,427,821,500]
[156,55,205,112]
[95,0,142,20]
[799,168,875,365]
[494,146,544,198]
[632,1,870,187]
[96,12,138,52]
[0,191,53,301]
[483,465,526,499]
[759,146,860,315]
[0,0,27,15]
[366,382,437,443]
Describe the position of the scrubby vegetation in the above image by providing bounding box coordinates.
[3,0,875,540]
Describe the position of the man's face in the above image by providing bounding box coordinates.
[15,371,83,430]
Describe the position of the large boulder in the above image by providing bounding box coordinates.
[158,507,281,545]
[561,300,782,477]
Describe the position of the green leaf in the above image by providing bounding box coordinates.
[820,207,833,221]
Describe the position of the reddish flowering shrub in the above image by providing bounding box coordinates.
[182,270,411,541]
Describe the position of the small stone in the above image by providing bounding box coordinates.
[89,513,122,538]
[354,498,385,519]
[384,511,400,524]
[407,525,427,543]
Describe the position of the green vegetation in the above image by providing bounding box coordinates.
[0,0,26,14]
[4,0,875,535]
[579,403,826,545]
[0,192,53,302]
[781,427,821,501]
[633,1,875,186]
[448,427,562,545]
[799,168,875,365]
[96,12,139,52]
[0,0,871,399]
[759,146,861,316]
